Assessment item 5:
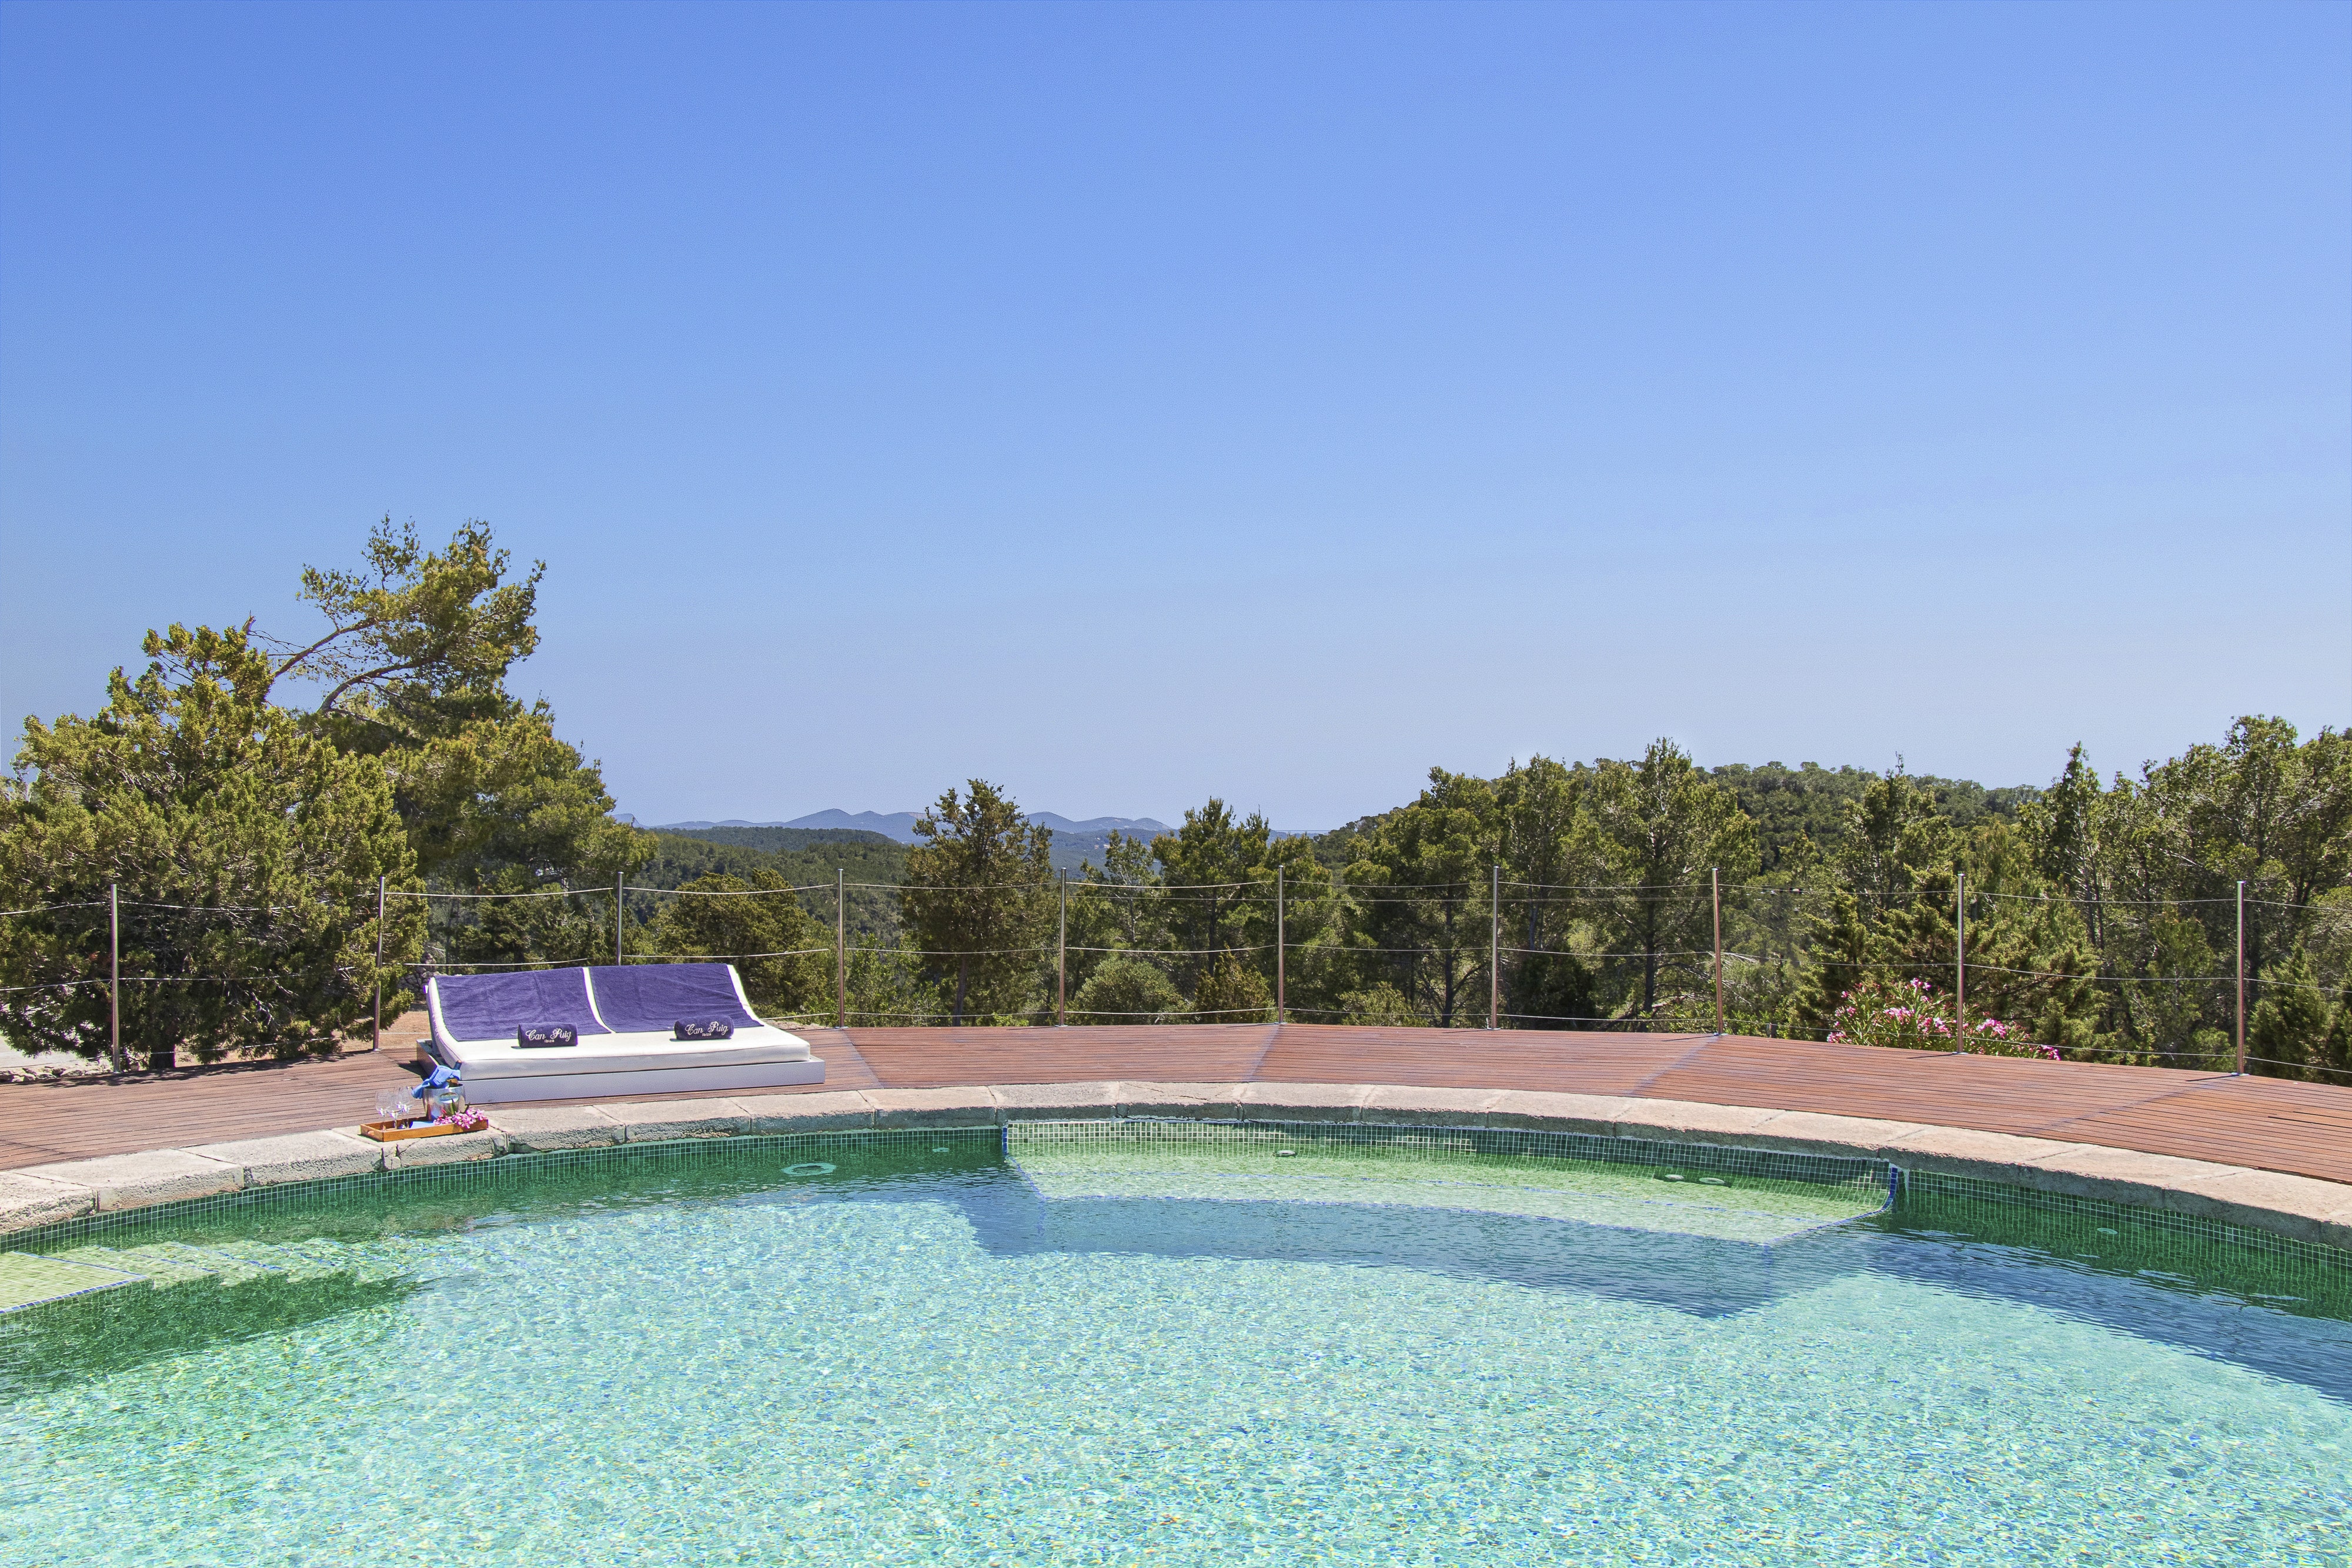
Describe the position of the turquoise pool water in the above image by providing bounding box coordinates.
[2,1126,2348,1566]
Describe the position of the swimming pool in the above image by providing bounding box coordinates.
[3,1122,2347,1565]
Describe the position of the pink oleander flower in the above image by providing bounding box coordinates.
[1827,974,2032,1058]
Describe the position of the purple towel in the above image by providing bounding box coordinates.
[436,969,609,1042]
[588,964,761,1034]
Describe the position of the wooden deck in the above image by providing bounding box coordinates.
[4,1018,2349,1187]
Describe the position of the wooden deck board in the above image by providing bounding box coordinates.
[0,1019,877,1166]
[3,1019,2347,1188]
[2035,1075,2352,1176]
[846,1025,1280,1089]
[1255,1025,1712,1096]
[0,1050,420,1169]
[1639,1038,2225,1136]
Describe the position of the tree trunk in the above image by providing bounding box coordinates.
[1639,897,1660,1016]
[1438,897,1456,1027]
[954,955,969,1025]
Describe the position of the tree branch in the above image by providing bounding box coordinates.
[314,658,418,717]
[269,616,389,686]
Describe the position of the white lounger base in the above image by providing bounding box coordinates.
[454,1056,828,1104]
[419,964,825,1105]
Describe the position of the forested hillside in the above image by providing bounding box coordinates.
[637,828,906,895]
[1705,764,2039,873]
[649,822,1146,877]
[861,735,2348,1083]
[1328,764,2040,878]
[632,827,906,938]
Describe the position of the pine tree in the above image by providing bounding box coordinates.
[1790,887,1873,1039]
[1071,958,1184,1024]
[2249,947,2333,1079]
[259,519,646,967]
[900,780,1053,1024]
[2316,1002,2351,1084]
[0,625,420,1064]
[1191,950,1272,1021]
[1583,741,1757,1017]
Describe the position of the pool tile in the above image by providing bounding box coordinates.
[0,1249,141,1310]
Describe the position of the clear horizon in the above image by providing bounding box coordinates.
[3,1,2346,829]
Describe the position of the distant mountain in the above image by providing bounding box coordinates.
[647,811,923,840]
[653,824,904,852]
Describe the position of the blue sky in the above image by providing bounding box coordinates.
[2,1,2345,830]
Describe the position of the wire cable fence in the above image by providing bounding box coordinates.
[5,865,2350,1082]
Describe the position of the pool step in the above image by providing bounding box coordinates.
[3,1236,399,1312]
[0,1251,147,1312]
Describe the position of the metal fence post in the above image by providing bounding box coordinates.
[1955,872,1966,1044]
[373,874,386,1053]
[109,881,121,1074]
[1712,867,1724,1035]
[2235,879,2246,1074]
[614,870,624,967]
[1057,871,1067,1027]
[1275,865,1285,1025]
[1489,864,1500,1029]
[836,868,847,1029]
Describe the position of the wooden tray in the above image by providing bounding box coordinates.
[360,1117,470,1143]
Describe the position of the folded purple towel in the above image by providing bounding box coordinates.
[674,1019,734,1041]
[517,1023,579,1048]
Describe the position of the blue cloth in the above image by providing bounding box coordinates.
[587,964,761,1034]
[435,969,610,1042]
[410,1062,465,1101]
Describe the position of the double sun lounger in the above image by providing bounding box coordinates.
[422,963,825,1104]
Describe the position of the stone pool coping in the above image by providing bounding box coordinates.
[3,1079,2348,1252]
